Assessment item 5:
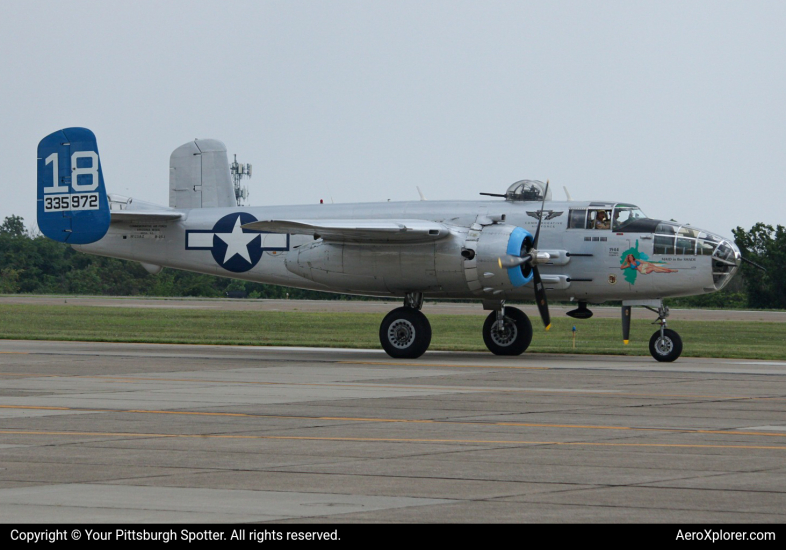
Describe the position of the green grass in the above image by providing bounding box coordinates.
[1,303,785,360]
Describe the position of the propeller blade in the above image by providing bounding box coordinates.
[532,180,550,250]
[621,305,631,344]
[742,256,767,272]
[532,266,551,330]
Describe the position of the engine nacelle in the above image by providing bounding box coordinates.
[284,239,445,294]
[462,224,534,295]
[284,224,535,298]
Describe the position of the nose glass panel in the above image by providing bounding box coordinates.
[712,240,741,290]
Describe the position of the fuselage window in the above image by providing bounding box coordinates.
[678,227,700,239]
[697,232,718,256]
[676,237,696,255]
[674,227,700,255]
[654,235,675,255]
[654,224,704,256]
[568,209,587,229]
[698,240,716,255]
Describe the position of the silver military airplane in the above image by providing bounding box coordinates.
[37,127,743,362]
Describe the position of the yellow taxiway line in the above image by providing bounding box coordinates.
[2,404,786,439]
[1,429,785,451]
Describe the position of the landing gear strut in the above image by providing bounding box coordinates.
[379,292,431,359]
[645,303,682,362]
[482,303,533,356]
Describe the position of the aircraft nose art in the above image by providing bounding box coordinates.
[185,212,289,273]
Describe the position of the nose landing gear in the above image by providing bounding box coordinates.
[646,303,682,362]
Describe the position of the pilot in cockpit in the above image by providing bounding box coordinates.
[594,210,610,230]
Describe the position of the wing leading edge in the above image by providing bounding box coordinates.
[241,219,449,243]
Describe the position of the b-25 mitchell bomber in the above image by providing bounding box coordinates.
[37,128,744,362]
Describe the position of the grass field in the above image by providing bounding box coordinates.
[1,303,785,360]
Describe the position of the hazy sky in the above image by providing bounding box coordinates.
[2,1,784,239]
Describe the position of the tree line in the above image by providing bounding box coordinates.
[1,215,783,309]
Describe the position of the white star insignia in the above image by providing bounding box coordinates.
[216,217,257,264]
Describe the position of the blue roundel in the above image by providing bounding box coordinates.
[209,212,263,273]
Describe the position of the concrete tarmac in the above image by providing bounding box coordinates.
[1,340,786,523]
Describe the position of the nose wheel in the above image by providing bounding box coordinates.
[646,304,683,362]
[649,328,683,362]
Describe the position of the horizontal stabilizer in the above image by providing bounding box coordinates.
[111,211,184,222]
[241,219,449,243]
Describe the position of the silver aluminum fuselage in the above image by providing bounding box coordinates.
[74,199,738,303]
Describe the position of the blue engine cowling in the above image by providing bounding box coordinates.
[463,224,534,294]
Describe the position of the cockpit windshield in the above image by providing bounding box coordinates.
[612,205,647,231]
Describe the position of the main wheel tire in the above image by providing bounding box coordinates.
[649,328,683,362]
[379,307,432,359]
[482,307,533,356]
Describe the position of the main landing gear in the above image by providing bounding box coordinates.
[379,296,535,359]
[378,296,683,362]
[379,293,431,359]
[645,303,682,362]
[482,305,533,356]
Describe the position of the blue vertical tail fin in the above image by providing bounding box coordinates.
[37,127,110,244]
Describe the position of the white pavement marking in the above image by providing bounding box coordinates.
[730,361,786,367]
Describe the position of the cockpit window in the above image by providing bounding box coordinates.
[612,205,647,231]
[655,223,677,235]
[588,210,611,230]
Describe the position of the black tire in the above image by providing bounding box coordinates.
[482,307,533,356]
[649,328,683,362]
[379,307,432,359]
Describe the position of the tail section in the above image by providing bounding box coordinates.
[169,139,237,209]
[37,128,110,244]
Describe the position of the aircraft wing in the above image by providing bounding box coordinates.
[241,219,449,243]
[110,211,184,222]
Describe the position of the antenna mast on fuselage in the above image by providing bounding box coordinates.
[230,154,252,206]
